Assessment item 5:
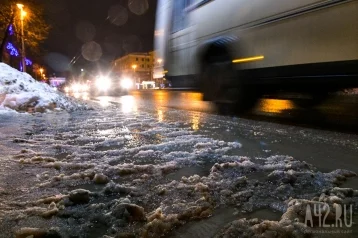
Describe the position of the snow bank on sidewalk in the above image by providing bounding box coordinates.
[0,63,84,112]
[344,88,358,95]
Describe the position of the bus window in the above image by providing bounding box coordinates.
[172,0,195,33]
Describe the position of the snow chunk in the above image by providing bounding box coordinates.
[0,63,85,112]
[15,227,61,238]
[228,141,242,148]
[93,173,110,184]
[112,203,146,221]
[69,189,91,204]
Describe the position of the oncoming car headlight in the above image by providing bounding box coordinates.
[96,76,112,91]
[82,84,89,92]
[120,78,133,89]
[71,83,81,93]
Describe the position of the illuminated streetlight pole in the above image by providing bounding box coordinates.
[131,64,137,72]
[39,68,43,79]
[17,4,26,72]
[156,59,163,85]
[132,64,138,85]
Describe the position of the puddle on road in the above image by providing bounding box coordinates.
[71,182,105,193]
[126,134,163,148]
[53,152,71,160]
[86,222,109,238]
[169,207,281,238]
[94,144,123,152]
[247,208,282,221]
[166,163,214,181]
[342,176,358,190]
[66,139,92,147]
[245,171,268,182]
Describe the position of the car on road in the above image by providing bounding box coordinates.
[90,74,134,96]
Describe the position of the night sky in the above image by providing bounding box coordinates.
[41,0,157,76]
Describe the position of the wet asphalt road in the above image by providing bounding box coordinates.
[127,90,358,134]
[93,90,358,184]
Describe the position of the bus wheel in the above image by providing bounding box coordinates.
[201,61,257,114]
[201,62,258,115]
[200,62,226,101]
[293,92,329,108]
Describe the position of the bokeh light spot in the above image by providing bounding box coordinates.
[81,41,103,62]
[75,21,96,42]
[108,4,129,26]
[128,0,149,15]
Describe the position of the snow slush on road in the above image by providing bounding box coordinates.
[0,100,357,238]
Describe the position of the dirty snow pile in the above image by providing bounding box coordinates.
[344,88,358,95]
[0,63,84,112]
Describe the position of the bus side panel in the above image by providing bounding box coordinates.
[194,0,328,39]
[154,0,173,78]
[191,0,357,70]
[234,0,358,70]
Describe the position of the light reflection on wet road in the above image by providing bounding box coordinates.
[94,90,358,176]
[96,90,358,133]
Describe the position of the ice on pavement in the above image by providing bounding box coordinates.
[0,63,85,112]
[0,107,357,238]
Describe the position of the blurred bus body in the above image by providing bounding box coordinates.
[154,0,358,111]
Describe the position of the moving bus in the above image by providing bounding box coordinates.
[154,0,358,111]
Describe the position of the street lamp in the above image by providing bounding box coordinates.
[17,3,26,72]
